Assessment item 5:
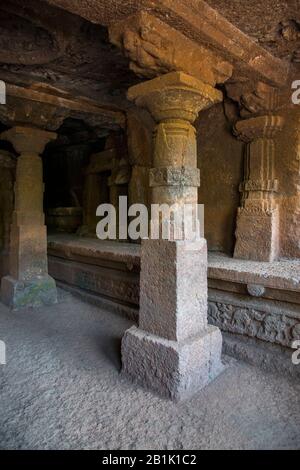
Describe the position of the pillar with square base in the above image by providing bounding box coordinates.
[1,126,58,310]
[233,115,284,262]
[121,72,224,400]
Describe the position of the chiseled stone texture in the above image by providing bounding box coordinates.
[0,290,299,450]
[139,239,208,342]
[122,324,223,401]
[234,209,279,262]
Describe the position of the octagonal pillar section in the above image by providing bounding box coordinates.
[121,72,224,400]
[1,126,58,310]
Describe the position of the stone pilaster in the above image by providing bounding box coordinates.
[1,126,58,310]
[121,72,224,400]
[233,115,284,262]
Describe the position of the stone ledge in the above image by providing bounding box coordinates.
[47,236,300,296]
[208,252,300,293]
[48,234,140,268]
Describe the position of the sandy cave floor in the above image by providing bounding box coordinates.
[0,289,299,450]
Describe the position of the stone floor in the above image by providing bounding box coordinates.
[0,289,299,450]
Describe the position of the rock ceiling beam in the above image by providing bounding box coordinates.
[45,0,289,88]
[109,12,233,87]
[0,83,125,131]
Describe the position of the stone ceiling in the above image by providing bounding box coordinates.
[44,0,300,64]
[0,0,299,114]
[206,0,300,63]
[0,0,139,110]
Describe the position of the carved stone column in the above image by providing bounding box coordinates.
[121,72,223,400]
[233,115,284,261]
[1,126,57,309]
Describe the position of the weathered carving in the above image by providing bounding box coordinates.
[247,284,266,298]
[208,301,300,347]
[110,11,233,86]
[226,80,282,119]
[76,270,139,305]
[149,167,200,188]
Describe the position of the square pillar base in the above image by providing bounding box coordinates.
[1,275,58,310]
[121,324,223,401]
[234,209,279,262]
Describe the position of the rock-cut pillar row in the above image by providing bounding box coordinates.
[0,126,57,310]
[121,72,224,400]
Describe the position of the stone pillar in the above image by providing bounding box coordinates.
[0,126,58,310]
[233,115,284,262]
[121,72,223,400]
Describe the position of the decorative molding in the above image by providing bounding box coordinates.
[149,167,200,188]
[208,301,300,348]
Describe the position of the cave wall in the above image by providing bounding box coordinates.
[196,103,244,255]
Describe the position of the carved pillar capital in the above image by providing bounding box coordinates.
[226,79,282,119]
[234,115,285,143]
[128,71,222,209]
[1,126,57,155]
[128,71,222,123]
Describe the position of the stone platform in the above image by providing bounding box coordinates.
[47,234,300,374]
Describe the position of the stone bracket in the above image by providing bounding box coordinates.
[109,11,233,87]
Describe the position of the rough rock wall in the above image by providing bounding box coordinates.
[197,103,243,254]
[196,99,300,260]
[277,105,300,259]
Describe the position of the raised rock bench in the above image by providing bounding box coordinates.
[48,234,140,315]
[48,235,300,360]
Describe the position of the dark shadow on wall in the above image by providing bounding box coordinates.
[196,102,244,255]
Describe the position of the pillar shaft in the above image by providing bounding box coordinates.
[0,126,57,310]
[122,72,224,400]
[234,115,284,262]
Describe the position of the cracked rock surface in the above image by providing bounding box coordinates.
[0,289,299,450]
